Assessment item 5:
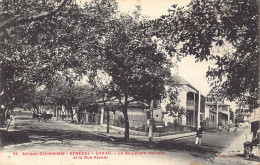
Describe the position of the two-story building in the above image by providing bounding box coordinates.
[96,75,206,131]
[205,97,233,128]
[159,75,206,129]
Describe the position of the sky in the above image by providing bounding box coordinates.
[77,0,191,19]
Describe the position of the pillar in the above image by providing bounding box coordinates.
[193,93,196,126]
[197,91,201,128]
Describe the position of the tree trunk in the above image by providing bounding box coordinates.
[76,109,80,123]
[102,95,109,133]
[122,104,129,142]
[149,100,154,142]
[106,108,110,133]
[56,105,58,120]
[68,106,73,122]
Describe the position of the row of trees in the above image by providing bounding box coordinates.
[23,74,98,122]
[0,0,172,141]
[0,0,258,141]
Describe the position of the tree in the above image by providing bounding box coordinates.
[89,70,112,133]
[0,0,71,30]
[38,73,98,122]
[235,109,244,123]
[77,86,99,123]
[0,1,85,115]
[156,0,259,111]
[164,84,185,125]
[78,0,172,141]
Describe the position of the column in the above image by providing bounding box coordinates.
[197,91,201,128]
[193,93,196,126]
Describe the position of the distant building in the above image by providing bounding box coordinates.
[242,111,252,125]
[97,97,149,128]
[235,103,253,127]
[250,108,260,122]
[205,101,232,129]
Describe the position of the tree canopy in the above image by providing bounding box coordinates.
[156,0,259,110]
[74,0,172,141]
[0,0,84,110]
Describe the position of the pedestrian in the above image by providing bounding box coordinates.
[251,121,258,140]
[226,124,230,134]
[195,127,202,146]
[234,123,238,134]
[218,123,222,134]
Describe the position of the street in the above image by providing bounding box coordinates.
[0,111,258,165]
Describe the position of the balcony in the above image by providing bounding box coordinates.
[186,100,195,106]
[186,100,196,111]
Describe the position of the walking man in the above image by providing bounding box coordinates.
[218,123,222,134]
[234,123,238,134]
[195,127,203,146]
[226,124,230,134]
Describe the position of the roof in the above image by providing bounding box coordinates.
[166,74,205,96]
[96,97,149,108]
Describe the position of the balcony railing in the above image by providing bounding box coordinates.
[186,100,195,106]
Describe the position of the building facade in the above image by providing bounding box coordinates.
[160,75,206,129]
[205,98,233,129]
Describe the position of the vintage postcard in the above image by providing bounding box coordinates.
[0,0,259,165]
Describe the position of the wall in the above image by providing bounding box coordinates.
[101,107,147,128]
[153,108,163,122]
[208,111,217,128]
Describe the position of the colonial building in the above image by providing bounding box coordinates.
[97,97,149,128]
[160,75,206,129]
[205,101,232,128]
[97,75,206,131]
[235,103,252,127]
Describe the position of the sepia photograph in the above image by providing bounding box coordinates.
[0,0,259,164]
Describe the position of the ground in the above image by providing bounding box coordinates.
[0,111,258,165]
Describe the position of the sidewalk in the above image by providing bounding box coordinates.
[213,128,259,165]
[56,120,199,142]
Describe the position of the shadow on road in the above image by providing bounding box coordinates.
[0,130,31,148]
[0,111,239,161]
